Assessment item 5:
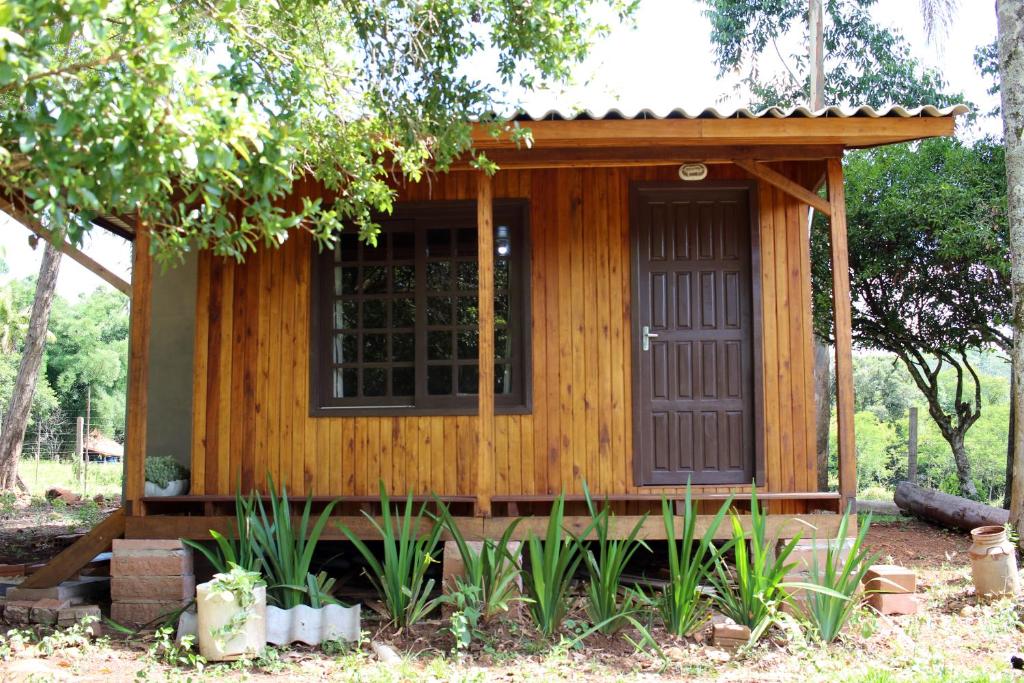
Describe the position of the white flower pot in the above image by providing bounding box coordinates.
[144,479,189,497]
[265,604,361,646]
[196,581,266,661]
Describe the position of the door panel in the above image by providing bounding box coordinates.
[632,186,756,486]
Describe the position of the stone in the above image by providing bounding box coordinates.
[111,600,188,628]
[92,494,105,504]
[867,592,919,616]
[863,565,916,594]
[112,575,195,601]
[45,487,80,504]
[6,576,108,604]
[2,600,34,623]
[712,623,751,647]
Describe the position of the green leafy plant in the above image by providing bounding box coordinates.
[182,489,262,574]
[144,456,190,488]
[796,508,877,642]
[658,484,733,637]
[249,477,341,609]
[337,483,444,628]
[521,494,590,637]
[706,488,805,641]
[440,507,523,622]
[443,581,484,650]
[206,563,265,653]
[144,624,207,672]
[580,482,650,635]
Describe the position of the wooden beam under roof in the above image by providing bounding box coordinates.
[734,159,832,216]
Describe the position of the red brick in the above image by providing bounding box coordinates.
[111,601,188,627]
[867,592,919,615]
[863,565,916,594]
[111,551,192,577]
[111,575,195,601]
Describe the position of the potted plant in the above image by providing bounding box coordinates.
[195,563,266,661]
[144,456,190,496]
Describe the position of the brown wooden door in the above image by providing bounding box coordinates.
[631,185,757,486]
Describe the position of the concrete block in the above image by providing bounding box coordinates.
[785,538,855,573]
[112,539,186,552]
[442,540,521,589]
[863,565,916,594]
[111,575,195,601]
[867,592,919,616]
[713,623,751,647]
[57,604,102,628]
[6,576,108,604]
[111,600,188,628]
[111,550,192,577]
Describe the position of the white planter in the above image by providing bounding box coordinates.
[144,479,189,497]
[266,604,361,646]
[196,581,266,661]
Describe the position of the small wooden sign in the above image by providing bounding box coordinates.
[678,163,708,181]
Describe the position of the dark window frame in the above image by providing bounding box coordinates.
[309,199,532,417]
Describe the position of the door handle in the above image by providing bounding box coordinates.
[642,325,659,351]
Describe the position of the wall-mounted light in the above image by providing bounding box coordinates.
[495,225,511,257]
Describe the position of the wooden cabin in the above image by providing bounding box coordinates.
[96,106,969,549]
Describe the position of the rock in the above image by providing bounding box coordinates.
[92,494,105,504]
[371,641,402,665]
[46,487,81,504]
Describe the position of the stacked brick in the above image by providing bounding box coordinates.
[864,564,919,615]
[110,539,195,627]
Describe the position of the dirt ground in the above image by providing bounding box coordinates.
[0,512,1019,682]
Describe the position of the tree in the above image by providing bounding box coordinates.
[999,0,1024,534]
[0,241,60,490]
[0,0,636,263]
[812,138,1009,499]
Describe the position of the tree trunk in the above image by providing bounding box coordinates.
[814,340,831,490]
[0,241,61,490]
[895,481,1009,532]
[1000,0,1024,538]
[948,431,980,500]
[1006,374,1015,509]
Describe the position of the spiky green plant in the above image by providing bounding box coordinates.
[579,482,650,635]
[181,488,261,574]
[796,508,876,642]
[521,494,591,637]
[338,484,444,628]
[659,484,733,637]
[249,477,341,609]
[440,506,523,622]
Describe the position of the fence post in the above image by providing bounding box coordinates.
[908,407,918,484]
[75,416,84,492]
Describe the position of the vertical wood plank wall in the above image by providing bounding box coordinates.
[189,164,817,505]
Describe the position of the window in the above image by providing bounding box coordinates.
[310,200,530,415]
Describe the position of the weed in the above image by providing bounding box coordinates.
[0,491,16,519]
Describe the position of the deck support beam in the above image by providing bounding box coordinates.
[476,174,495,517]
[734,159,832,216]
[826,159,857,510]
[124,219,152,516]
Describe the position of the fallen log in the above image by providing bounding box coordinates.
[894,481,1008,532]
[855,499,902,516]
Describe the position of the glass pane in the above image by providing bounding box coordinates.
[426,228,451,258]
[393,265,415,292]
[362,299,387,329]
[333,368,358,398]
[457,296,478,325]
[457,330,478,359]
[392,298,415,328]
[427,366,452,395]
[333,300,357,329]
[392,333,414,362]
[458,364,479,394]
[456,261,477,290]
[427,331,452,360]
[393,232,415,260]
[363,232,387,261]
[495,293,509,324]
[332,333,358,364]
[337,233,359,261]
[335,266,358,295]
[495,258,510,290]
[495,327,512,360]
[426,262,451,291]
[361,266,387,294]
[456,228,477,257]
[427,296,452,325]
[495,364,513,394]
[364,333,387,362]
[364,368,387,397]
[392,366,414,397]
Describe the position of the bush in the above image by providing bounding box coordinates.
[144,456,189,488]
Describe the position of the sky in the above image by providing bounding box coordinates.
[0,0,1002,299]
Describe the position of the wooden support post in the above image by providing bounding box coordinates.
[826,159,857,510]
[476,174,495,517]
[908,407,919,483]
[124,221,152,516]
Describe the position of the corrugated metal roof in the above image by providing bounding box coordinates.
[511,104,969,121]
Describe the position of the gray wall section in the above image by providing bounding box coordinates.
[145,253,197,469]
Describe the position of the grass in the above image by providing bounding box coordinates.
[18,458,123,500]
